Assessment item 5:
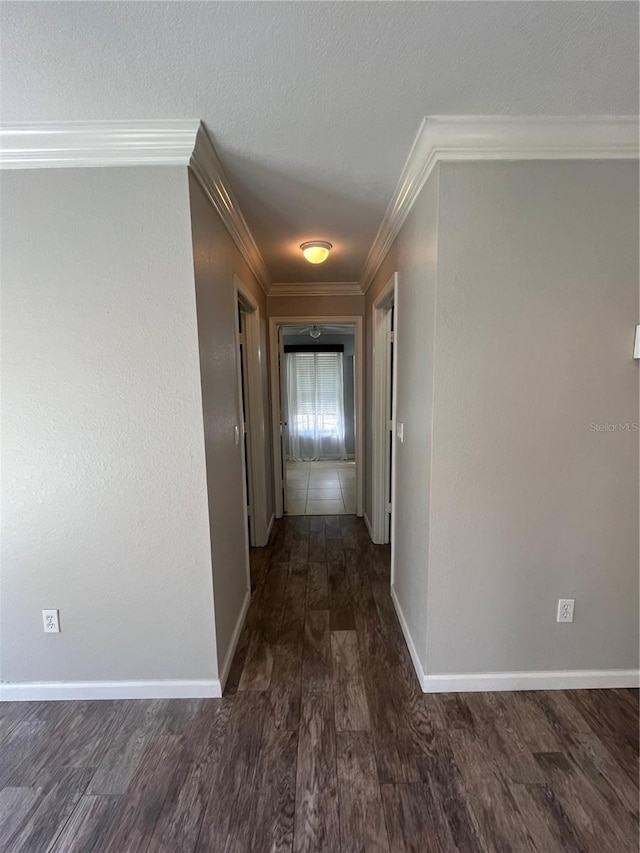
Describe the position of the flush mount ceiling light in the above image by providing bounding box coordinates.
[301,240,332,264]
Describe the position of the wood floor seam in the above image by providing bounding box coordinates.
[1,515,637,852]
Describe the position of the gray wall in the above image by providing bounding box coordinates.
[366,170,440,664]
[428,161,639,675]
[1,167,219,684]
[366,159,639,679]
[189,172,272,677]
[282,332,356,456]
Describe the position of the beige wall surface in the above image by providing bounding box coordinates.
[267,293,365,319]
[365,159,639,681]
[427,161,639,675]
[365,170,440,666]
[1,167,219,684]
[189,173,273,679]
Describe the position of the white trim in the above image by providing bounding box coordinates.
[0,120,201,169]
[363,511,375,541]
[390,584,428,690]
[0,679,222,702]
[269,282,362,297]
[0,120,271,294]
[218,589,251,691]
[390,584,640,694]
[191,127,271,294]
[360,115,639,291]
[270,323,285,519]
[266,512,275,543]
[389,282,399,586]
[234,275,270,547]
[232,280,253,596]
[269,315,364,519]
[370,274,398,545]
[422,670,640,694]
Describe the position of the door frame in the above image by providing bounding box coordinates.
[233,275,270,547]
[269,314,364,519]
[370,273,398,555]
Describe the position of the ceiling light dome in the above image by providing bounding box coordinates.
[301,240,332,264]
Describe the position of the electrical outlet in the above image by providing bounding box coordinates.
[42,609,60,633]
[557,599,575,623]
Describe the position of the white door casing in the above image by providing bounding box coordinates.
[371,273,398,552]
[269,315,364,519]
[233,275,270,547]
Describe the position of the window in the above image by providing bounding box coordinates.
[286,351,346,461]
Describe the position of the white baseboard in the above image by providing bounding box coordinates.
[389,585,639,694]
[363,511,375,541]
[266,512,275,543]
[218,588,251,691]
[0,678,222,702]
[390,584,428,690]
[423,669,640,693]
[1,588,253,701]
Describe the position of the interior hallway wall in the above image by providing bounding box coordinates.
[267,293,365,319]
[1,167,219,688]
[189,172,273,681]
[365,159,639,685]
[428,160,639,677]
[365,169,440,671]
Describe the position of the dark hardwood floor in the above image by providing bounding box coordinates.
[1,515,638,851]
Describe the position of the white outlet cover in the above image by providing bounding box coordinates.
[557,599,575,623]
[42,609,60,633]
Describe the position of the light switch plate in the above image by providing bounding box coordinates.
[396,422,404,443]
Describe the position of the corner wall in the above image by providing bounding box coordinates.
[267,293,365,319]
[365,159,639,690]
[365,169,440,678]
[427,161,639,683]
[1,167,219,696]
[189,172,273,683]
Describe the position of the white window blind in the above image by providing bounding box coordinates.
[286,352,346,461]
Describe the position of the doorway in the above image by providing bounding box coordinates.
[370,272,398,547]
[233,275,270,547]
[270,316,364,518]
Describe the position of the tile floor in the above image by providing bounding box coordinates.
[285,460,356,515]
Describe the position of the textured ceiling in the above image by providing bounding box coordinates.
[2,2,637,283]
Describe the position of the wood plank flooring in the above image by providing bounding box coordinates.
[1,516,638,851]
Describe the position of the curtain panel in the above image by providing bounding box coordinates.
[286,351,347,461]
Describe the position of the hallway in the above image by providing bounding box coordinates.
[285,461,356,515]
[1,516,638,851]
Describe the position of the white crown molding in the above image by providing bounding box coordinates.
[0,120,272,294]
[0,120,201,169]
[0,678,222,702]
[190,125,271,294]
[269,281,363,297]
[360,115,640,292]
